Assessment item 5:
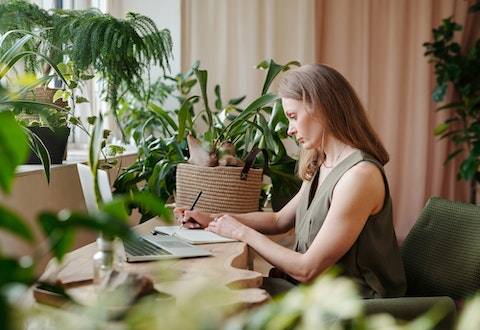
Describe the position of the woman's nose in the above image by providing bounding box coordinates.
[287,124,296,136]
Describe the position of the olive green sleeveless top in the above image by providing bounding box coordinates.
[294,150,406,298]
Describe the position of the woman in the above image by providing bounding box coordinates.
[175,64,406,298]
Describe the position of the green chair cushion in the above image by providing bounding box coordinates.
[401,197,480,299]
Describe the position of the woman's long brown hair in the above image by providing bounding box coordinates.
[278,64,388,180]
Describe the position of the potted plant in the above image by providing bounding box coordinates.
[0,0,174,141]
[423,4,480,203]
[114,59,302,221]
[0,29,75,180]
[0,76,174,328]
[19,86,71,164]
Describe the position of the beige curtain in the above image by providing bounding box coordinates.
[315,0,479,242]
[181,0,315,104]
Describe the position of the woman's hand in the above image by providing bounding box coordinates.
[206,214,249,241]
[173,207,214,229]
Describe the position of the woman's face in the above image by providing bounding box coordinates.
[282,98,324,150]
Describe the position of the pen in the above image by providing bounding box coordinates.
[179,190,203,229]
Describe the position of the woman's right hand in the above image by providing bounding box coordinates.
[173,207,215,229]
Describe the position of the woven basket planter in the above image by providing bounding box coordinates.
[176,163,263,214]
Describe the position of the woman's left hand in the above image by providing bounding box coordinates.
[205,214,248,241]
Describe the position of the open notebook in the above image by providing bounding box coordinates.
[154,226,238,244]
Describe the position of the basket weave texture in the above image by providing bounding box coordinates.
[176,163,263,214]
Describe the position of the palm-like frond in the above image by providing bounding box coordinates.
[50,9,173,139]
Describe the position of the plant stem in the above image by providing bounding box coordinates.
[470,180,477,204]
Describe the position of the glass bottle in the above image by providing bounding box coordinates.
[92,234,114,286]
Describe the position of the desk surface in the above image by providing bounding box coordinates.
[39,218,269,307]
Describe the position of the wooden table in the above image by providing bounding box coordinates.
[38,218,269,307]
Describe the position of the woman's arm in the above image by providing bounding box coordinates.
[225,185,304,235]
[177,183,305,235]
[207,162,385,283]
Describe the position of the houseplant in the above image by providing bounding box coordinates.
[423,4,480,203]
[114,59,302,221]
[0,29,74,178]
[0,0,174,141]
[0,79,173,328]
[51,8,173,140]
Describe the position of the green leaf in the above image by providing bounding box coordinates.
[0,256,34,286]
[268,99,285,130]
[227,95,246,106]
[435,102,464,112]
[221,94,279,142]
[51,228,75,261]
[149,103,178,131]
[194,69,213,134]
[0,205,34,242]
[433,122,449,136]
[214,84,222,110]
[0,112,29,193]
[261,59,284,95]
[432,83,448,102]
[443,148,464,165]
[107,145,126,156]
[69,116,80,125]
[61,90,71,102]
[459,156,480,180]
[89,113,104,171]
[87,116,97,125]
[103,129,111,139]
[80,74,95,80]
[52,89,64,103]
[269,159,301,211]
[235,93,279,123]
[38,210,134,261]
[0,33,33,70]
[177,97,196,143]
[26,128,51,183]
[75,96,89,104]
[100,198,129,222]
[282,60,301,71]
[255,59,270,70]
[129,192,173,223]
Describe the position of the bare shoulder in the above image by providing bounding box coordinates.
[333,161,385,214]
[341,161,384,187]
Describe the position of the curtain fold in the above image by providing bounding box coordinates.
[315,0,479,242]
[181,0,315,104]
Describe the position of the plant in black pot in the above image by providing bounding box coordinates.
[0,0,174,143]
[13,84,74,165]
[0,30,77,181]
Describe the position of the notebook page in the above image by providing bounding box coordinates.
[154,226,237,244]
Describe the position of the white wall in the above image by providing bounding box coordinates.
[108,0,182,79]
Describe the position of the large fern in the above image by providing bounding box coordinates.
[51,9,173,139]
[0,0,53,72]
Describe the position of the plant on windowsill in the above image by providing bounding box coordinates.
[0,30,75,180]
[114,59,302,222]
[0,0,174,142]
[423,3,480,203]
